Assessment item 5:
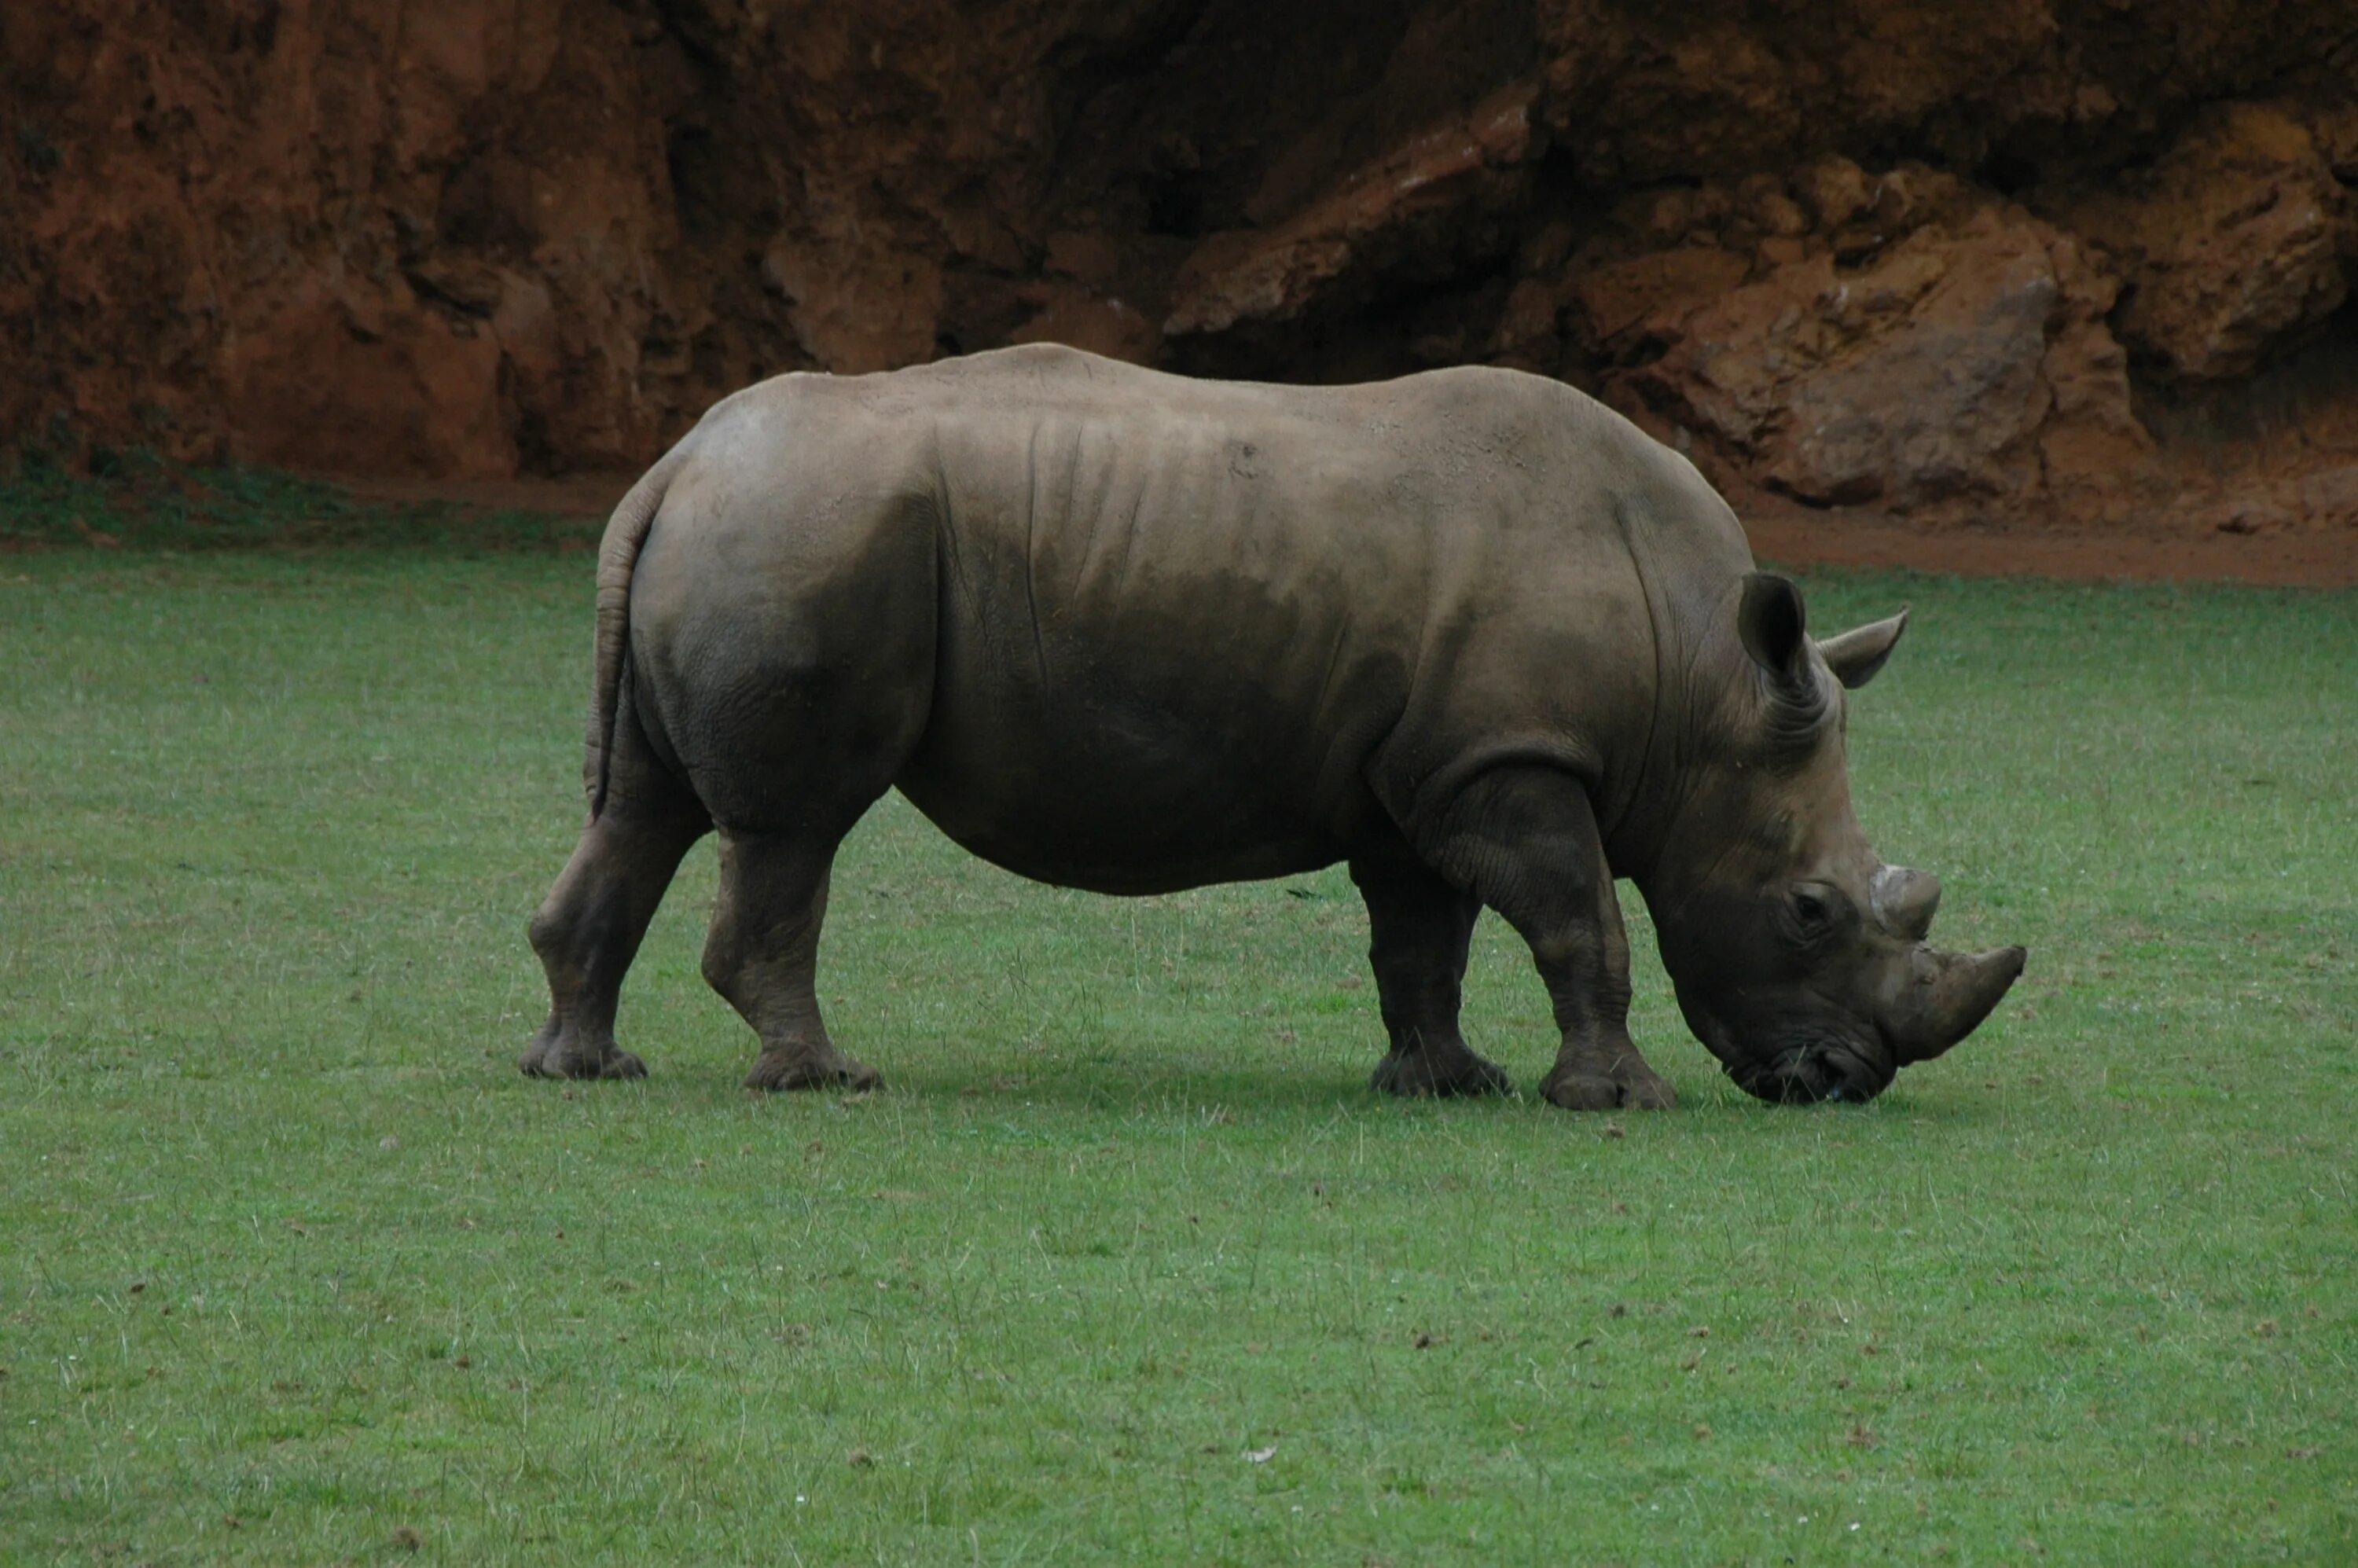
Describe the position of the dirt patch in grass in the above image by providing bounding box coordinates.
[1735,481,2358,588]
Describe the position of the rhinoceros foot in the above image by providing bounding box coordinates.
[1539,1045,1677,1111]
[1369,1039,1511,1098]
[744,1048,883,1094]
[518,1021,648,1081]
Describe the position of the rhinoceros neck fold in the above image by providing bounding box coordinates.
[1593,495,1680,878]
[1598,519,1759,890]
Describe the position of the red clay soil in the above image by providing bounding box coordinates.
[9,2,2358,582]
[1733,487,2358,589]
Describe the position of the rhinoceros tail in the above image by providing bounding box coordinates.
[586,450,681,820]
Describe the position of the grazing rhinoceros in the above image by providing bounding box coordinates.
[520,344,2022,1107]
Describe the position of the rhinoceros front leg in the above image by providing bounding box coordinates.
[1420,766,1677,1111]
[1350,851,1509,1097]
[702,826,882,1093]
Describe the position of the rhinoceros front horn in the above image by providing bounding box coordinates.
[1890,945,2028,1066]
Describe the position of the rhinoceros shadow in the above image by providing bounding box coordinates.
[685,1050,1995,1125]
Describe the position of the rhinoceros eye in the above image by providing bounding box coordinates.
[1791,890,1831,931]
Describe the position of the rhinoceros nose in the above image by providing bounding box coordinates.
[1871,865,1941,942]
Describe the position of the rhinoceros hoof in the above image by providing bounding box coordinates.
[1541,1068,1676,1112]
[1370,1048,1511,1098]
[519,1034,647,1081]
[744,1052,883,1093]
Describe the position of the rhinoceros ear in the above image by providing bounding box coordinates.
[1817,607,1910,689]
[1737,573,1809,686]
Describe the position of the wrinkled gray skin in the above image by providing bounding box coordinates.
[521,344,2023,1108]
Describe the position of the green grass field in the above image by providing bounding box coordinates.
[3,473,2354,1563]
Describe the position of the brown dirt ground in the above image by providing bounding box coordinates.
[1730,485,2358,587]
[343,472,2358,589]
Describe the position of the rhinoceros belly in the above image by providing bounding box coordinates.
[893,658,1376,895]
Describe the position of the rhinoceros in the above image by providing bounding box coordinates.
[520,344,2022,1107]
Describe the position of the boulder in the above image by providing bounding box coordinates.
[2040,105,2351,380]
[1609,207,2152,513]
[1162,83,1544,340]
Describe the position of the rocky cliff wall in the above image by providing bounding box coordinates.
[6,1,2356,537]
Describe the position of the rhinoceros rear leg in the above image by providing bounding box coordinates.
[702,823,882,1093]
[1420,766,1677,1111]
[520,783,708,1081]
[1350,853,1509,1096]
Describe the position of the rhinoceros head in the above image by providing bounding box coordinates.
[1643,574,2025,1103]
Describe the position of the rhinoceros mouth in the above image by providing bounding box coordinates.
[1733,1037,1895,1105]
